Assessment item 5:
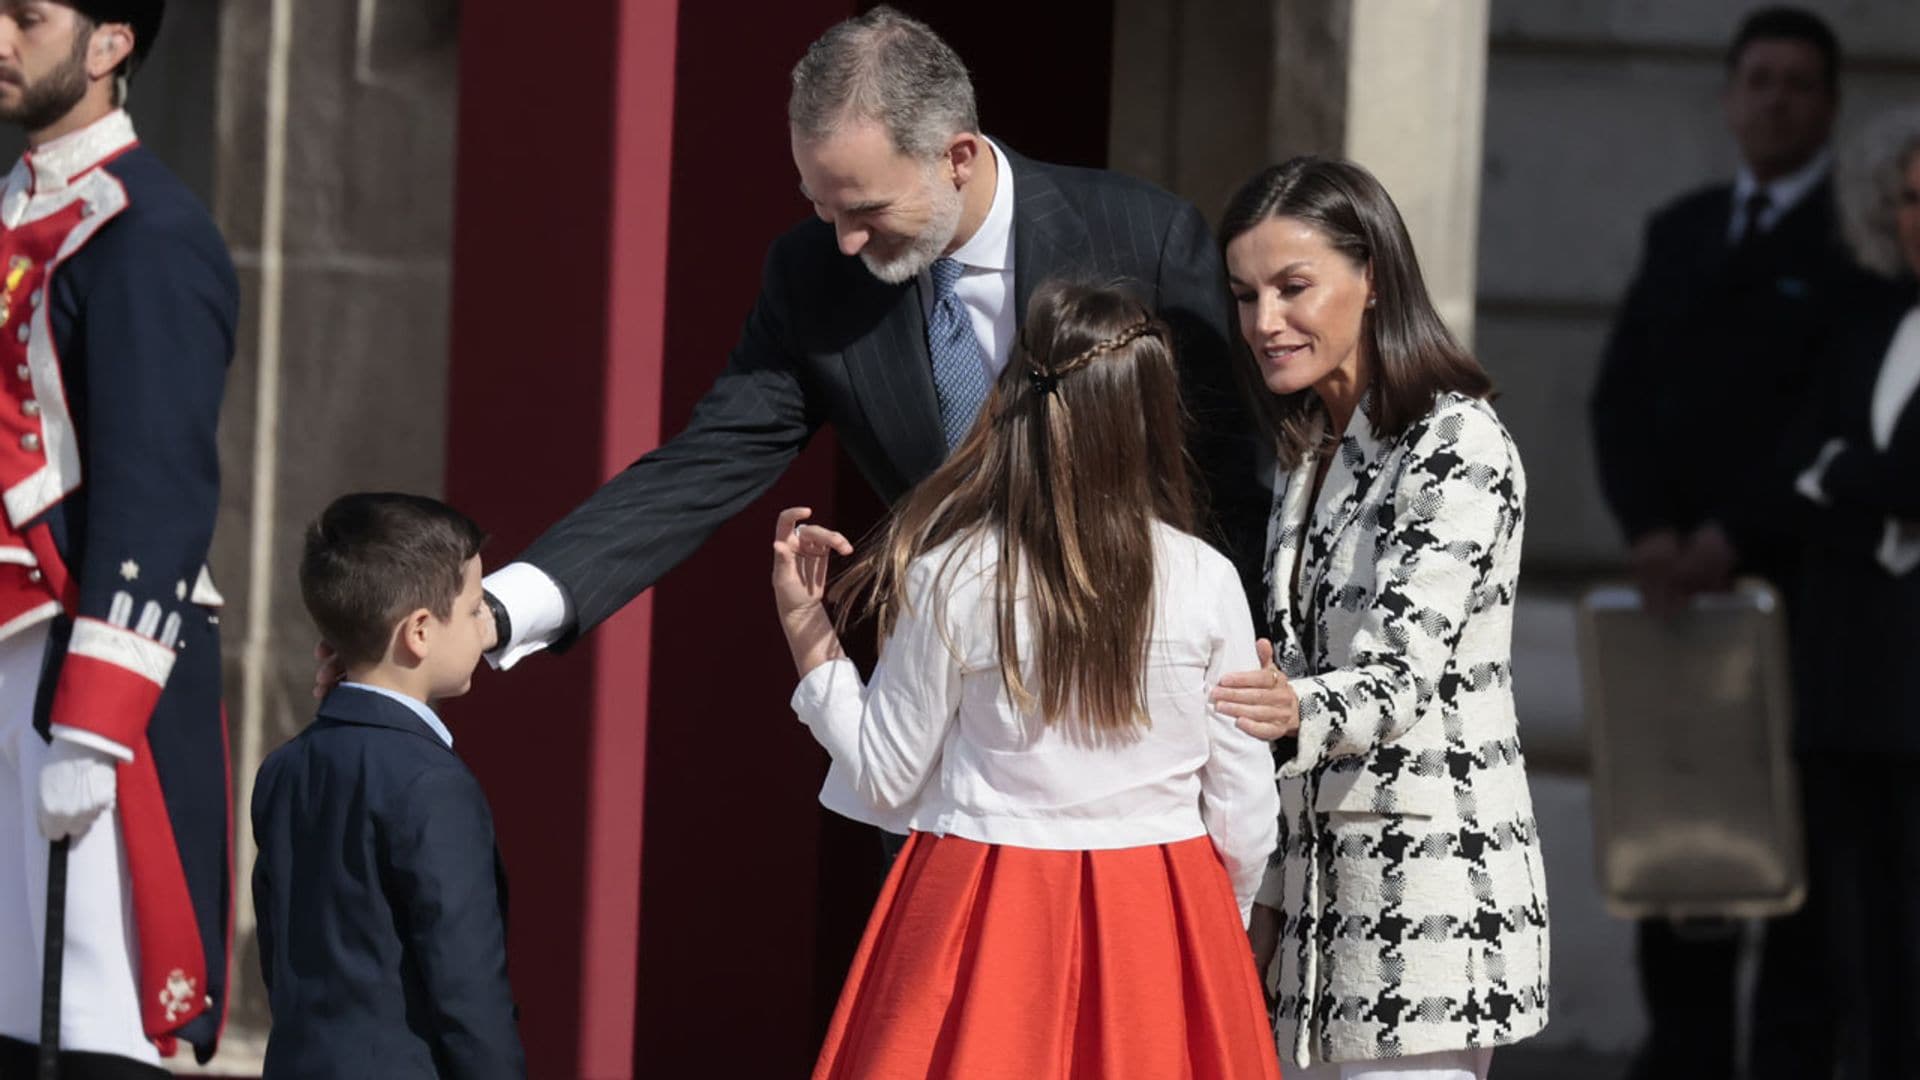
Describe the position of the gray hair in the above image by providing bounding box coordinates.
[1837,105,1920,278]
[788,6,979,160]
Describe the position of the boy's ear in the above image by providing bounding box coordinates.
[394,608,434,663]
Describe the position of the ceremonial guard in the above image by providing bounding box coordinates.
[0,2,237,1076]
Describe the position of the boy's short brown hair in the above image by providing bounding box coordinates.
[300,493,486,668]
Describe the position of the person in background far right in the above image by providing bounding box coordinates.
[1787,103,1920,1080]
[1588,8,1850,1078]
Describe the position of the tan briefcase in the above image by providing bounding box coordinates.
[1576,578,1804,919]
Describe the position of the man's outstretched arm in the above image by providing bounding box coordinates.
[487,243,823,666]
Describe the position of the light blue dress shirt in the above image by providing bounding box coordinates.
[340,681,453,748]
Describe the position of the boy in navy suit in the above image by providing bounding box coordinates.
[251,493,523,1079]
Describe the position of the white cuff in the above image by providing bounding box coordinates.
[788,656,858,721]
[50,723,134,763]
[816,760,912,833]
[1795,438,1847,507]
[791,660,915,833]
[1878,519,1920,576]
[483,561,575,670]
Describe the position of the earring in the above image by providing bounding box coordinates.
[1366,295,1377,308]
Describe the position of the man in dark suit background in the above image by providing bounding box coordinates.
[1589,7,1849,1078]
[473,8,1285,717]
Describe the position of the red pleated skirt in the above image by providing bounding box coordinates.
[813,831,1283,1080]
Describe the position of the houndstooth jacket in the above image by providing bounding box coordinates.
[1254,391,1550,1067]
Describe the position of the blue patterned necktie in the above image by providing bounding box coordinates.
[926,257,991,451]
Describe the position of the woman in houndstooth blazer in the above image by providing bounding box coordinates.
[1215,158,1550,1077]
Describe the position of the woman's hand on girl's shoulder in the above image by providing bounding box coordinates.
[1211,638,1301,741]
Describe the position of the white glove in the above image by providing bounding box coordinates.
[37,737,118,841]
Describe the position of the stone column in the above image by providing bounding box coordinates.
[1109,0,1489,342]
[1344,0,1489,342]
[207,0,458,1065]
[1108,0,1280,220]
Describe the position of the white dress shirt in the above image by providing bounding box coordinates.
[790,522,1279,923]
[484,138,1021,669]
[1728,147,1831,242]
[916,136,1016,378]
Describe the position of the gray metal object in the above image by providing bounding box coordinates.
[1576,579,1804,919]
[38,837,67,1079]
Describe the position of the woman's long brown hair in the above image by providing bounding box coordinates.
[1219,157,1495,469]
[830,280,1196,733]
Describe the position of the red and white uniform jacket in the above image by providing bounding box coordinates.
[1,109,236,1062]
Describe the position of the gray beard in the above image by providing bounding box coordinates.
[860,176,965,284]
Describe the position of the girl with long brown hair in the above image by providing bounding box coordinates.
[770,280,1281,1079]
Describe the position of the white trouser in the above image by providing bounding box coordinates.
[0,621,158,1064]
[1290,1047,1494,1080]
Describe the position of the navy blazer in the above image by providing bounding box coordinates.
[1590,177,1849,585]
[1787,272,1920,751]
[251,686,524,1079]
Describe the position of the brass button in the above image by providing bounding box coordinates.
[21,399,38,417]
[20,432,38,452]
[13,364,26,380]
[28,289,39,308]
[27,569,41,583]
[14,324,25,344]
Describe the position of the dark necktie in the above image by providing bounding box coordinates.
[926,257,990,451]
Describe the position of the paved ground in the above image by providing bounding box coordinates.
[1497,1047,1634,1079]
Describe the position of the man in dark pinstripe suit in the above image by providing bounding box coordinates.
[475,8,1287,731]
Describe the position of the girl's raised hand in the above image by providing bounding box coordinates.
[772,506,854,620]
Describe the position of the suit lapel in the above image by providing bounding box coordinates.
[839,271,947,486]
[1701,186,1737,265]
[1861,285,1920,449]
[1007,148,1093,325]
[1298,404,1390,620]
[1771,176,1834,247]
[316,686,452,753]
[837,144,1097,487]
[1264,457,1316,673]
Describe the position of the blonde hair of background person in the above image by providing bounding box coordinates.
[1838,104,1920,278]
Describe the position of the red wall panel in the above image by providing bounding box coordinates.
[446,1,1114,1075]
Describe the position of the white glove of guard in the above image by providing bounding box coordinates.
[37,737,118,841]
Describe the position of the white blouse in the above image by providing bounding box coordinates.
[790,521,1279,921]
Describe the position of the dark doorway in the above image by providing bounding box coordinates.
[867,0,1115,170]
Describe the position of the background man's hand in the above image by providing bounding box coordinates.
[1675,521,1738,595]
[1629,528,1683,618]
